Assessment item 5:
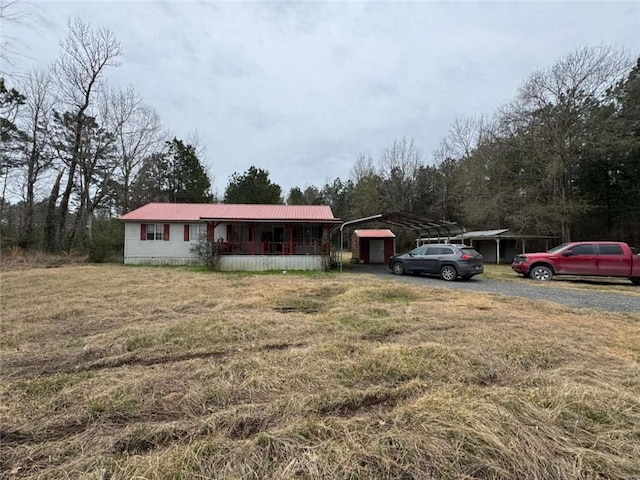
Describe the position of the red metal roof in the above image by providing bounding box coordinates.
[354,229,396,238]
[119,203,341,223]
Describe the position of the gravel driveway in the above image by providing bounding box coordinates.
[359,266,640,313]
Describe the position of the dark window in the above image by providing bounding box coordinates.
[146,224,163,241]
[440,247,455,255]
[572,244,595,255]
[425,247,441,255]
[598,244,623,255]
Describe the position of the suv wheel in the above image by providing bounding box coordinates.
[440,265,457,281]
[391,261,405,275]
[529,265,553,281]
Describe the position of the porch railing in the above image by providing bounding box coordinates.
[216,240,328,255]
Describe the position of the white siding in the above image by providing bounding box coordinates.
[123,222,225,264]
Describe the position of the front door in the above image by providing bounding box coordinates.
[273,226,284,253]
[369,240,385,263]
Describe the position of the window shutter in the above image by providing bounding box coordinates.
[140,224,147,241]
[184,224,190,241]
[164,224,170,241]
[207,223,214,240]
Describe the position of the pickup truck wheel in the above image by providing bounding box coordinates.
[391,261,405,275]
[631,277,640,286]
[529,265,553,281]
[440,265,458,281]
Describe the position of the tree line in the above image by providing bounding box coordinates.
[1,10,638,257]
[283,47,640,246]
[1,18,212,256]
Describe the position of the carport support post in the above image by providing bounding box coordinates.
[339,214,383,272]
[495,238,501,265]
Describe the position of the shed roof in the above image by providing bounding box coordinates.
[119,203,341,223]
[354,229,396,238]
[450,229,557,241]
[458,229,509,239]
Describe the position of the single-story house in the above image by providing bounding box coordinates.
[351,229,396,264]
[119,203,342,271]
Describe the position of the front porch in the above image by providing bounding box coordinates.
[206,222,332,257]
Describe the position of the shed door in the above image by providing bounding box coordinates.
[369,239,385,263]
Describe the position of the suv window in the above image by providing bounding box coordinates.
[424,247,441,255]
[572,244,596,255]
[599,244,623,255]
[459,247,480,257]
[413,246,428,256]
[440,247,455,255]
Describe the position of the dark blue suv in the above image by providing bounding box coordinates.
[388,244,484,281]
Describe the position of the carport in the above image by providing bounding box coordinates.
[336,211,465,271]
[442,229,558,264]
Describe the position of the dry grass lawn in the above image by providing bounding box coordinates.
[1,265,639,479]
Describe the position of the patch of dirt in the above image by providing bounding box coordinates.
[260,342,307,351]
[273,305,321,314]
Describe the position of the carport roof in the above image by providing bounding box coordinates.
[337,211,465,238]
[379,211,465,238]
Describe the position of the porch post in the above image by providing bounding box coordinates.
[250,224,256,255]
[288,225,294,255]
[495,238,501,265]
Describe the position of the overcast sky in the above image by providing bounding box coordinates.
[3,0,639,198]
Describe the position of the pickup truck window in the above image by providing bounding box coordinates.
[548,243,569,253]
[599,244,624,255]
[572,244,596,255]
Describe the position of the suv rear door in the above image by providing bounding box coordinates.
[425,246,452,274]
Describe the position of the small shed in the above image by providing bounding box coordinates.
[352,229,396,264]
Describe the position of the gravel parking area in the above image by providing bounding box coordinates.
[361,266,640,313]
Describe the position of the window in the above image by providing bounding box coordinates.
[413,246,429,255]
[190,224,207,241]
[572,244,595,255]
[599,244,623,255]
[295,225,321,244]
[146,224,164,241]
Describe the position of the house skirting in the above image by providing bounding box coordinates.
[124,255,328,271]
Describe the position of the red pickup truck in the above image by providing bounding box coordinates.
[512,241,640,285]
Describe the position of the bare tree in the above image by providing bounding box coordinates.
[437,115,492,162]
[350,153,375,184]
[112,88,163,213]
[378,137,422,212]
[0,0,30,76]
[19,68,56,246]
[48,18,121,250]
[513,45,631,241]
